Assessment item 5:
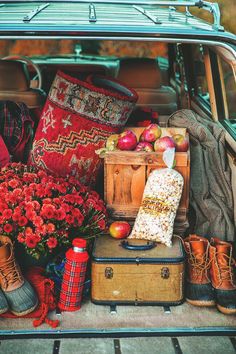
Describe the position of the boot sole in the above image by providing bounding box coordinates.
[0,307,8,315]
[217,304,236,315]
[187,298,216,307]
[10,300,38,317]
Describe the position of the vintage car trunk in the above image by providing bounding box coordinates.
[0,0,235,342]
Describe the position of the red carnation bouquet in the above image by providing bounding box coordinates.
[0,163,107,259]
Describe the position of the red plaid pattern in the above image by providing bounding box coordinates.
[58,259,87,311]
[0,101,34,161]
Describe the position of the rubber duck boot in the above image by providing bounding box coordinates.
[0,288,9,314]
[0,236,38,316]
[184,234,215,307]
[210,238,236,315]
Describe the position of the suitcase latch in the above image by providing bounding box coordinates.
[105,267,113,279]
[161,267,170,279]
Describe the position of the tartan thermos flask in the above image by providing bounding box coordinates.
[58,238,89,311]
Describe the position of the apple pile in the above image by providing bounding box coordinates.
[105,124,189,153]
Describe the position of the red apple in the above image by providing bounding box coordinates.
[106,134,119,151]
[117,130,137,151]
[109,221,131,239]
[172,134,189,152]
[139,124,162,143]
[135,142,154,152]
[154,136,176,152]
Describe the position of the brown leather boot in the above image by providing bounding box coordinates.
[0,236,38,316]
[184,234,215,306]
[210,238,236,315]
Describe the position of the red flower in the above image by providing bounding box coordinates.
[53,198,60,204]
[2,209,13,220]
[42,198,52,204]
[24,201,35,211]
[40,204,55,219]
[97,219,106,230]
[8,179,19,189]
[12,211,21,222]
[36,224,47,236]
[33,216,44,227]
[74,195,84,205]
[73,209,84,226]
[57,185,67,194]
[17,232,25,243]
[32,200,40,211]
[13,188,22,197]
[90,191,100,200]
[55,207,66,221]
[61,203,70,213]
[47,237,58,249]
[25,234,38,248]
[26,209,37,221]
[3,223,13,233]
[86,198,97,209]
[18,216,28,227]
[0,203,7,213]
[7,194,17,204]
[65,215,75,224]
[37,170,47,178]
[25,227,33,236]
[47,223,56,234]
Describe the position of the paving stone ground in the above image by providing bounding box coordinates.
[0,336,236,354]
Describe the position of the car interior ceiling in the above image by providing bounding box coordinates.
[0,50,179,121]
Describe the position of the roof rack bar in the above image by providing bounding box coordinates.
[89,3,96,22]
[23,3,50,22]
[133,5,161,24]
[185,6,193,17]
[198,0,223,31]
[2,0,223,31]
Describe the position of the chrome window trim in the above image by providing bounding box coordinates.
[0,36,234,58]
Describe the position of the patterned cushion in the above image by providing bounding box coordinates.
[29,71,137,186]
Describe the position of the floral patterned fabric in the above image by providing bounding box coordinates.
[29,71,137,186]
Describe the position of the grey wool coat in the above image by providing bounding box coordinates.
[168,109,235,242]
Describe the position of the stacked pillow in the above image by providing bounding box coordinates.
[29,71,137,186]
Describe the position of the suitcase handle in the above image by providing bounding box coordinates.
[120,240,156,251]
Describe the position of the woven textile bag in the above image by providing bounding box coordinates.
[29,71,137,186]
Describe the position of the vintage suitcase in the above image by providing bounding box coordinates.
[91,235,185,306]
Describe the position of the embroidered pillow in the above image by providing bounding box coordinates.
[29,71,137,186]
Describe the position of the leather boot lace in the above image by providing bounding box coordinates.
[0,256,23,289]
[186,250,212,282]
[214,252,236,284]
